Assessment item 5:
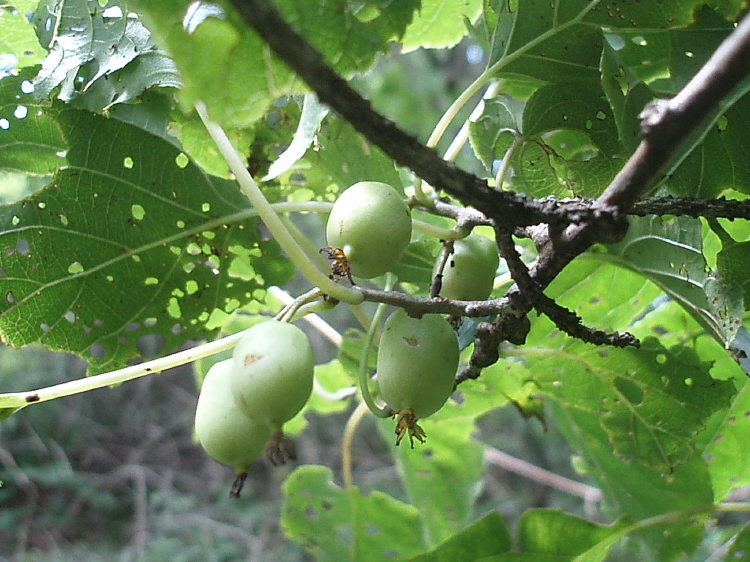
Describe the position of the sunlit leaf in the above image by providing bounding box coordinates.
[0,68,65,175]
[0,108,293,372]
[401,0,483,53]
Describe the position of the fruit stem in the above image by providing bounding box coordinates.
[358,275,396,419]
[196,101,364,305]
[341,400,370,490]
[275,287,324,322]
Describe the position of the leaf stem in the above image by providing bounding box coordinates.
[196,101,364,305]
[495,134,523,189]
[0,332,247,410]
[412,0,601,202]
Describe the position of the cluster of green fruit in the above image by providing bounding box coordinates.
[195,181,499,494]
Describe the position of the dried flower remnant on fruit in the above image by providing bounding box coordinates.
[393,408,426,448]
[320,246,354,285]
[266,430,297,466]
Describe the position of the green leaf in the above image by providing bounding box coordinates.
[534,335,734,471]
[337,328,376,378]
[518,79,621,197]
[0,405,24,422]
[297,115,402,199]
[136,0,419,128]
[717,241,750,310]
[0,108,293,372]
[281,465,427,562]
[32,0,180,109]
[401,0,483,52]
[306,359,356,415]
[517,509,626,561]
[391,239,439,292]
[727,521,750,561]
[603,215,744,346]
[551,403,712,560]
[523,257,736,472]
[0,68,66,175]
[468,95,520,174]
[0,1,47,69]
[408,510,512,562]
[702,380,750,501]
[380,416,485,546]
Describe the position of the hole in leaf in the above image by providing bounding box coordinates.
[15,238,29,255]
[14,106,27,119]
[131,204,145,220]
[124,156,134,169]
[64,311,76,323]
[176,220,185,229]
[0,118,9,130]
[90,343,105,358]
[68,261,84,274]
[175,153,189,168]
[167,297,182,319]
[202,202,211,212]
[137,333,165,358]
[144,277,159,285]
[21,80,34,94]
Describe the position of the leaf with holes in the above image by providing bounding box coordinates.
[0,1,46,70]
[0,68,65,175]
[0,108,293,373]
[523,257,736,472]
[534,336,735,471]
[604,215,744,346]
[551,402,712,560]
[281,465,427,562]
[32,0,181,109]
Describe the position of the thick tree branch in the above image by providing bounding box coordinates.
[629,196,750,220]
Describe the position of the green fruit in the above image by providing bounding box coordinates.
[326,181,412,279]
[195,358,272,475]
[436,233,499,301]
[377,309,459,421]
[231,320,315,428]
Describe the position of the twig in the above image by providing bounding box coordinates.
[495,229,639,348]
[483,444,603,504]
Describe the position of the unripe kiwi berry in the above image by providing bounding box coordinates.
[195,358,272,495]
[326,181,412,279]
[230,320,315,428]
[436,233,499,301]
[376,309,459,446]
